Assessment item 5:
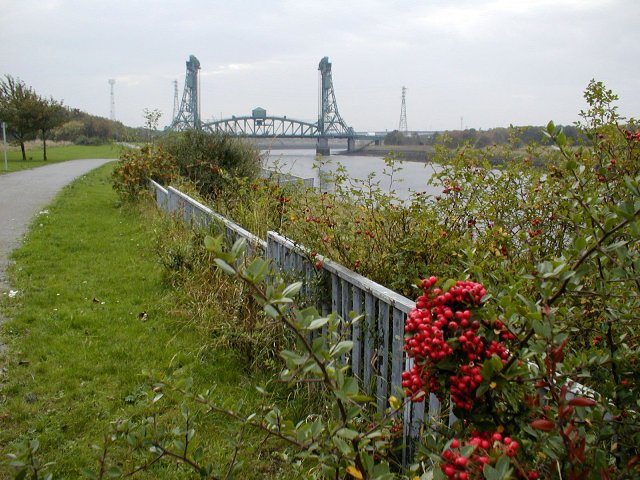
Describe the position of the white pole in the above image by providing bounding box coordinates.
[2,122,7,171]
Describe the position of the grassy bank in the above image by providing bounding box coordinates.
[0,165,290,478]
[1,144,123,174]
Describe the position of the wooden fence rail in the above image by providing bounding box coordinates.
[149,179,447,464]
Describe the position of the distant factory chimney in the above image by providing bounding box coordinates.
[108,79,116,121]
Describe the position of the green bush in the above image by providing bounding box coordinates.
[160,130,261,199]
[112,144,178,200]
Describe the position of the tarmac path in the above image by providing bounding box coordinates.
[0,159,114,296]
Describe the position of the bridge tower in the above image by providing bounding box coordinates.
[170,55,201,131]
[317,57,353,155]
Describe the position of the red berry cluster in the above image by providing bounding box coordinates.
[624,130,640,142]
[402,277,512,410]
[441,432,537,480]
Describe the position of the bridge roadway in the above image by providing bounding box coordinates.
[201,115,384,154]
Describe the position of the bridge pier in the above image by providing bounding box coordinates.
[347,138,355,153]
[316,137,330,156]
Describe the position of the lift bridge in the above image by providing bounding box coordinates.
[169,55,382,155]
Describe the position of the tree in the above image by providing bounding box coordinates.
[35,96,67,160]
[0,75,40,161]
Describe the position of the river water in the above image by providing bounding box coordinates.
[261,149,443,201]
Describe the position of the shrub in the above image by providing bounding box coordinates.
[160,130,261,199]
[111,144,178,200]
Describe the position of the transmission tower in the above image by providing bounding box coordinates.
[317,57,353,136]
[172,80,179,122]
[170,55,201,130]
[399,86,408,133]
[108,79,116,121]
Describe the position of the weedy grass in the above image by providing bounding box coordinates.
[0,164,294,478]
[1,144,123,174]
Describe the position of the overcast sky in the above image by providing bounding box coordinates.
[2,0,638,131]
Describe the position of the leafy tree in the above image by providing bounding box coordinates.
[0,75,40,160]
[34,96,67,160]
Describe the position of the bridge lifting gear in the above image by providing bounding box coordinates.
[317,56,354,155]
[170,55,201,131]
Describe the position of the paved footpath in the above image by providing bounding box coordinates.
[0,159,114,295]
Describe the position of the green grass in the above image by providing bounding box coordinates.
[1,144,124,174]
[0,165,292,478]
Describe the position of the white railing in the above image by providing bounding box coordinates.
[148,179,449,463]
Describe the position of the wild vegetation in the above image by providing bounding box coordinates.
[3,80,639,479]
[110,80,639,479]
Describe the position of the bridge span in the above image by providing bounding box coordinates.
[169,56,383,155]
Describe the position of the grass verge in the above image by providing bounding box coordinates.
[0,164,292,478]
[1,144,124,174]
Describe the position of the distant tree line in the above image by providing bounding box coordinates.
[0,74,151,160]
[385,125,584,148]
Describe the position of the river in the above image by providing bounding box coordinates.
[260,149,443,201]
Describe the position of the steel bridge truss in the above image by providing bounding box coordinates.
[170,55,362,140]
[203,116,320,137]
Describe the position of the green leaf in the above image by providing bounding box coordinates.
[495,456,512,477]
[264,304,279,319]
[442,278,456,293]
[173,439,186,452]
[282,281,303,298]
[336,427,359,440]
[214,258,236,275]
[476,382,490,398]
[332,436,352,455]
[29,438,40,453]
[230,238,247,258]
[546,120,555,135]
[331,340,354,357]
[623,175,639,196]
[246,258,268,281]
[204,234,223,253]
[307,317,329,330]
[483,463,500,480]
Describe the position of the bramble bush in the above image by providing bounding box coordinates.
[111,144,178,200]
[112,130,261,202]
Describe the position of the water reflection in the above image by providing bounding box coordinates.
[261,149,442,201]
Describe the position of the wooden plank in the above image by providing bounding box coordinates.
[340,278,351,365]
[341,278,350,321]
[363,292,375,393]
[351,288,363,381]
[391,307,405,398]
[428,393,442,428]
[331,273,340,319]
[376,304,390,413]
